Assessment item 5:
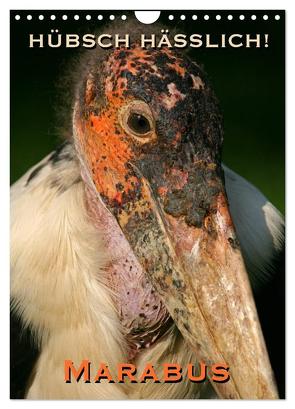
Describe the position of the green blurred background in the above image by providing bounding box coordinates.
[10,10,285,213]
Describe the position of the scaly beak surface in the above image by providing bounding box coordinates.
[116,164,278,399]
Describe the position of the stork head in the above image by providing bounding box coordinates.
[73,41,277,399]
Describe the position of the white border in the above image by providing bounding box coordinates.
[1,1,293,408]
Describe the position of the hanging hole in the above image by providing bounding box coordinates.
[192,15,197,20]
[121,15,127,20]
[180,14,186,20]
[168,15,174,21]
[275,15,280,20]
[134,11,160,24]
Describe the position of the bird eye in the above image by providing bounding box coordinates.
[127,113,151,135]
[119,100,156,144]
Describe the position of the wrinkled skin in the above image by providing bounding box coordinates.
[73,44,278,399]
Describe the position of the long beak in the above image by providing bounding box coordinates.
[116,163,278,399]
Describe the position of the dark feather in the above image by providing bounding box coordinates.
[10,308,39,399]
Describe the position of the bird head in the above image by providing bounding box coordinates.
[73,38,278,399]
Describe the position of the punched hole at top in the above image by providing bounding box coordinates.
[135,11,161,24]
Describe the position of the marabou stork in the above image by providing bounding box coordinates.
[10,23,284,400]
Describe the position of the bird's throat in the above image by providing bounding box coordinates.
[84,183,172,360]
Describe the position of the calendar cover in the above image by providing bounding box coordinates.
[10,10,285,399]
